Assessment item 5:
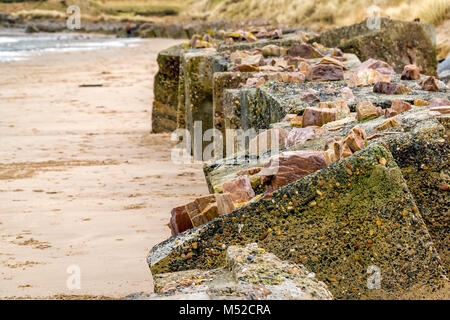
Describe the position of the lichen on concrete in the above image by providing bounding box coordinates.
[149,144,447,299]
[134,243,333,300]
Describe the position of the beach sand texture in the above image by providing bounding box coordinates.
[0,38,208,299]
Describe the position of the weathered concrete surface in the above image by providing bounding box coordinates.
[149,144,448,299]
[176,62,186,129]
[311,18,437,75]
[131,243,332,300]
[152,45,185,133]
[182,50,228,158]
[213,71,255,135]
[212,74,448,163]
[213,74,448,156]
[217,34,305,52]
[239,74,448,118]
[382,123,450,271]
[203,106,450,273]
[203,106,446,196]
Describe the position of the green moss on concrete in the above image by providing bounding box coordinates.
[149,143,447,299]
[152,45,185,133]
[382,123,449,271]
[311,18,437,75]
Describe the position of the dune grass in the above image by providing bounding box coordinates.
[416,0,450,25]
[1,0,448,28]
[0,0,190,18]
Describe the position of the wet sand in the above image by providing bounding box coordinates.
[0,38,208,299]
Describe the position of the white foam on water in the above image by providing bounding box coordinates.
[0,37,19,44]
[0,31,143,62]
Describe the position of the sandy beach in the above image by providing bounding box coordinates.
[0,37,209,299]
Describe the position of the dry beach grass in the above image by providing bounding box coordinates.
[0,0,449,301]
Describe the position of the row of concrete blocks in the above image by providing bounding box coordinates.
[151,34,313,146]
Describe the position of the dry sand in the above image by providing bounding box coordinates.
[0,38,209,299]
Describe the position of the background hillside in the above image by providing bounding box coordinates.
[1,0,448,27]
[1,0,449,56]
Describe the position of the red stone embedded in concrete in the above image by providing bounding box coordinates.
[430,106,450,114]
[401,64,420,80]
[287,43,323,59]
[376,118,401,131]
[390,100,412,114]
[343,126,366,153]
[170,194,235,235]
[373,82,411,94]
[301,92,320,104]
[356,101,379,121]
[319,56,345,69]
[348,69,391,87]
[356,58,394,75]
[323,126,367,161]
[318,100,350,119]
[286,126,328,147]
[260,151,328,193]
[222,175,256,203]
[429,98,450,107]
[414,99,430,106]
[249,127,288,155]
[333,139,353,160]
[420,76,439,92]
[215,193,235,214]
[339,87,355,102]
[306,64,344,81]
[375,107,384,116]
[169,205,194,236]
[384,108,399,118]
[280,72,305,83]
[302,107,338,127]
